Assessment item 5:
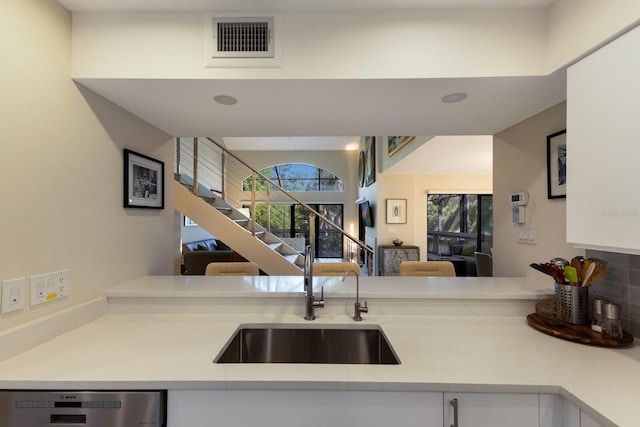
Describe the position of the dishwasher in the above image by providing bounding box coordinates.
[0,390,166,427]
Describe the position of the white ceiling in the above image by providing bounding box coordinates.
[59,0,561,174]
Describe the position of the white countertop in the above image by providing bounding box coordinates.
[0,276,638,426]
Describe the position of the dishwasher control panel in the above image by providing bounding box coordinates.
[0,390,166,427]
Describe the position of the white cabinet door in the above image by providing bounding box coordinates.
[539,394,580,427]
[169,389,443,427]
[581,410,607,427]
[443,392,539,427]
[566,26,640,252]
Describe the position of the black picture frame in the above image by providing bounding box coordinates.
[358,151,366,188]
[123,149,165,209]
[546,130,567,199]
[388,136,415,157]
[364,136,375,187]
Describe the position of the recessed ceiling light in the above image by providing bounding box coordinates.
[214,95,238,106]
[441,92,468,104]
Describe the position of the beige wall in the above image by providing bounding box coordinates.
[0,0,175,332]
[493,102,584,278]
[356,136,492,265]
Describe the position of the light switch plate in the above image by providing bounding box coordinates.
[30,269,70,307]
[2,277,25,314]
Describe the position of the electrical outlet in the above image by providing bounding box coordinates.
[2,277,25,314]
[30,269,70,306]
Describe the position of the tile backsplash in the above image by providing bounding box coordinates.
[585,249,640,338]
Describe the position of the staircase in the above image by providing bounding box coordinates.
[174,174,305,275]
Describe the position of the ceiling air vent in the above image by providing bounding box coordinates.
[211,17,274,58]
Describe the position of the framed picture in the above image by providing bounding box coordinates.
[364,136,376,187]
[358,150,366,188]
[547,130,567,199]
[388,136,415,157]
[123,149,165,209]
[386,199,407,224]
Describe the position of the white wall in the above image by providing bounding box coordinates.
[546,0,640,70]
[0,0,175,332]
[71,9,546,79]
[493,102,584,278]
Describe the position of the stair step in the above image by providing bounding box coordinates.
[234,219,250,226]
[216,207,232,215]
[202,197,217,204]
[283,254,300,264]
[268,242,283,250]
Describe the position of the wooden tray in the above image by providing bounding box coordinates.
[526,313,634,347]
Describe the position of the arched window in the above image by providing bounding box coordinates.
[242,164,343,192]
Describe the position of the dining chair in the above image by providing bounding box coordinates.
[313,262,361,276]
[205,262,260,276]
[399,261,456,277]
[474,252,493,277]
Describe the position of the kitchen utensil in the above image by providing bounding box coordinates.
[580,259,593,285]
[550,257,570,268]
[587,265,607,285]
[570,257,583,281]
[529,263,551,276]
[546,262,565,284]
[563,266,579,286]
[588,257,609,268]
[582,262,597,286]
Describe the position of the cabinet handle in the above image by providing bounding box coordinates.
[450,398,459,427]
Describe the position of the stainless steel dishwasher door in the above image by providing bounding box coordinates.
[0,390,166,427]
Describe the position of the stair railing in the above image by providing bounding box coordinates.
[175,137,374,271]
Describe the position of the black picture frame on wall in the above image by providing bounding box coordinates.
[364,136,375,187]
[547,129,567,199]
[123,149,165,209]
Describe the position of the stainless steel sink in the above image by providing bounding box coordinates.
[214,324,400,364]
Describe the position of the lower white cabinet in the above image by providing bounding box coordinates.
[169,389,609,427]
[443,392,539,427]
[539,394,580,427]
[168,389,443,427]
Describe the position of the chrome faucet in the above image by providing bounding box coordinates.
[342,269,368,321]
[304,245,324,320]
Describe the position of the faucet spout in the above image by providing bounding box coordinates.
[342,269,368,321]
[304,245,324,320]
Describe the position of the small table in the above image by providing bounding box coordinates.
[377,245,420,276]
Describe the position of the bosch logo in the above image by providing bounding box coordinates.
[60,395,78,400]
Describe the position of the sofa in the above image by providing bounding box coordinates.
[427,244,477,276]
[181,238,247,275]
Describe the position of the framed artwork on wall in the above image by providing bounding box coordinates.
[123,149,165,209]
[547,130,567,199]
[386,199,407,224]
[388,136,415,157]
[358,151,366,187]
[364,136,376,187]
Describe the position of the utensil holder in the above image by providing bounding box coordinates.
[554,282,589,325]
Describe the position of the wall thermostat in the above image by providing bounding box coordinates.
[509,192,528,206]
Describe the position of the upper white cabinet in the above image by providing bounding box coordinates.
[566,25,640,253]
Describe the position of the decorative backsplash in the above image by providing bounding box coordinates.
[585,249,640,338]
